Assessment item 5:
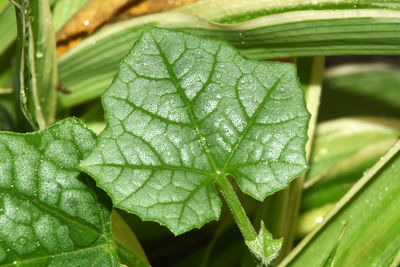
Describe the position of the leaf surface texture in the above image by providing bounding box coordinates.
[0,118,145,266]
[80,27,309,235]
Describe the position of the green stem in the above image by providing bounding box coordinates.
[216,174,257,241]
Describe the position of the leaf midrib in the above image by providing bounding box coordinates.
[149,31,292,179]
[149,32,220,173]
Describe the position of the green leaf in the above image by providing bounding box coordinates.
[0,117,147,266]
[79,25,309,239]
[245,221,282,266]
[58,2,400,107]
[281,140,400,267]
[0,3,16,56]
[12,0,58,130]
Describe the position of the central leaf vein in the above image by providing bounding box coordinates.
[149,32,220,173]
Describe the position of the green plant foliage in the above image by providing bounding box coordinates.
[320,63,400,120]
[0,118,146,266]
[282,141,400,267]
[79,25,309,239]
[12,0,57,130]
[0,3,16,56]
[58,2,400,107]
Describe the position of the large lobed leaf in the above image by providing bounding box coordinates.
[0,118,146,266]
[79,26,309,235]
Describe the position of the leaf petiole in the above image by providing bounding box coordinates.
[216,174,257,241]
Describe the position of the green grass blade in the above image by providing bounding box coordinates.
[320,63,400,120]
[0,4,16,56]
[12,0,58,130]
[280,140,400,266]
[175,0,400,23]
[58,6,400,107]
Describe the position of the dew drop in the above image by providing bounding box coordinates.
[316,217,323,223]
[216,170,221,175]
[18,237,27,245]
[13,261,17,265]
[83,20,90,26]
[35,51,43,58]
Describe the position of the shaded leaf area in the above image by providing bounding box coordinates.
[79,26,309,236]
[319,63,400,121]
[0,94,17,132]
[0,118,146,266]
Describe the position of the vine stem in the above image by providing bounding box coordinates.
[216,174,257,241]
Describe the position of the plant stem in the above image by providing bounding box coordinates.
[217,174,257,241]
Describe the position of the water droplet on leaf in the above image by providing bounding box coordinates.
[36,51,43,58]
[18,237,27,245]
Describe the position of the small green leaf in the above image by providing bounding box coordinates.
[79,26,309,236]
[0,118,146,266]
[245,221,282,266]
